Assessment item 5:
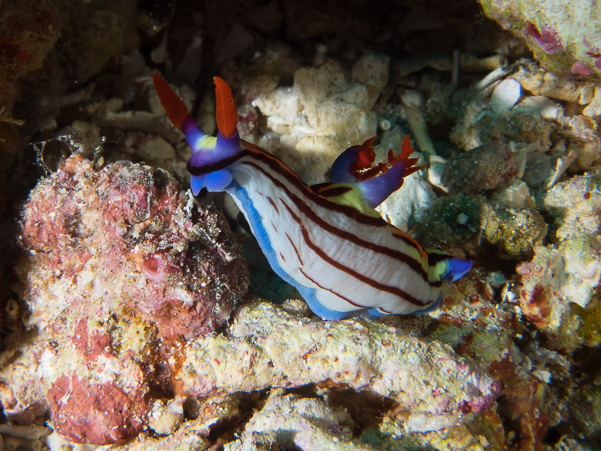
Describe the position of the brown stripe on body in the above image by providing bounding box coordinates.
[188,151,246,176]
[271,221,278,233]
[279,252,286,263]
[428,251,451,265]
[390,226,428,260]
[266,196,279,214]
[285,233,304,266]
[241,143,391,228]
[199,140,428,247]
[193,144,382,226]
[299,268,365,310]
[240,157,428,279]
[195,141,433,287]
[280,199,430,307]
[312,185,353,198]
[276,188,428,280]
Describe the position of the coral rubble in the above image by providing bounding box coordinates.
[182,300,500,433]
[253,59,385,184]
[441,142,517,196]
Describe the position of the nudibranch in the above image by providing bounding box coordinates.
[153,73,472,320]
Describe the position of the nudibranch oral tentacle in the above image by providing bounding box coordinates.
[153,72,472,320]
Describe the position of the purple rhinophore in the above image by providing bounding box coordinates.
[357,159,409,208]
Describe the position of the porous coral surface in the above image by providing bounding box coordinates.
[20,156,247,341]
[181,300,500,432]
[2,156,248,444]
[253,60,382,184]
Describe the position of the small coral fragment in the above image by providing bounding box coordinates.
[482,202,547,258]
[516,173,601,350]
[441,142,516,196]
[450,89,557,152]
[544,174,601,240]
[225,391,367,451]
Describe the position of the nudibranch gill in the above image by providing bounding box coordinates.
[153,73,472,320]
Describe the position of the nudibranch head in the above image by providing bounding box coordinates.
[153,73,245,194]
[327,134,421,209]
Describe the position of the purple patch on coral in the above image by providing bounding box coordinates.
[571,62,595,76]
[523,22,563,54]
[47,375,148,445]
[585,45,601,69]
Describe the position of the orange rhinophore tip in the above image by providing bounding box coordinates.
[152,72,189,130]
[399,135,415,161]
[214,76,238,138]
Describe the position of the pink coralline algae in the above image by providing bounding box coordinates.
[47,375,147,445]
[9,155,248,445]
[480,0,601,78]
[523,23,563,55]
[586,48,601,69]
[572,61,596,77]
[20,155,248,340]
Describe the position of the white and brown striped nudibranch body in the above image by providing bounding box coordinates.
[152,73,472,320]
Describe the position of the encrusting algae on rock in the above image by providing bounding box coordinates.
[19,155,248,341]
[479,0,601,78]
[181,300,501,433]
[2,155,248,444]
